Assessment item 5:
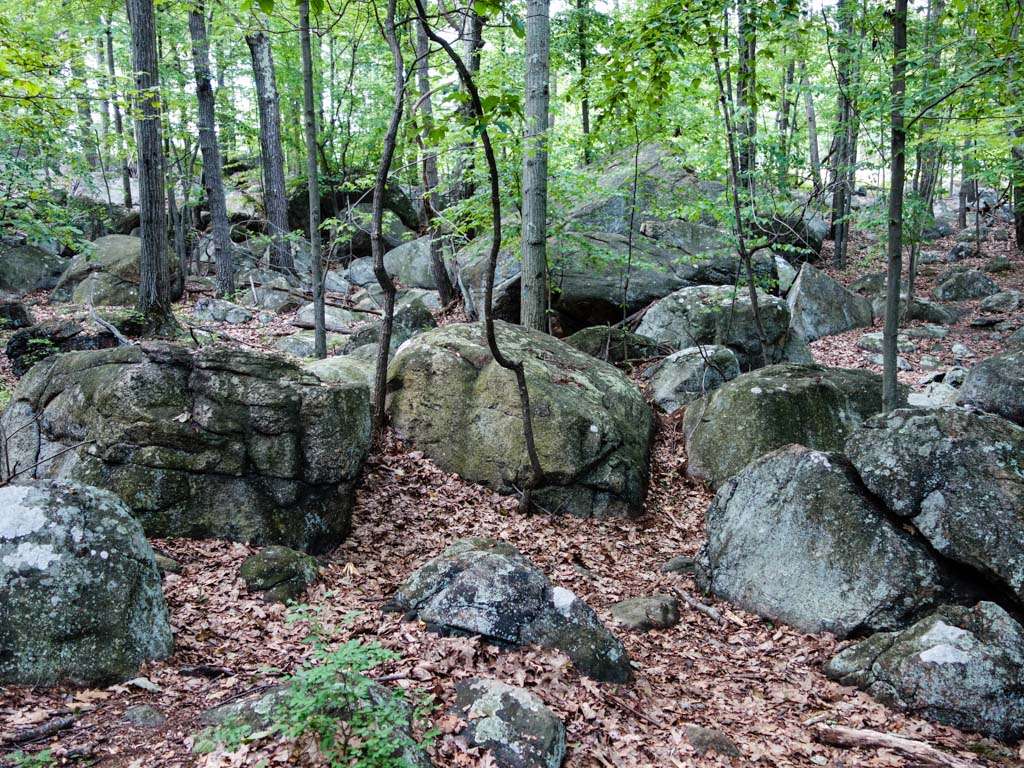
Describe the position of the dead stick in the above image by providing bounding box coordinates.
[813,724,977,768]
[671,587,723,624]
[603,693,663,729]
[2,714,76,745]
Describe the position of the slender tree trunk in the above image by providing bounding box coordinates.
[911,0,945,217]
[451,1,483,206]
[801,61,823,196]
[521,0,550,332]
[415,0,545,513]
[415,19,456,305]
[1008,21,1023,253]
[777,58,795,186]
[735,0,757,193]
[576,0,591,165]
[73,52,99,170]
[299,0,326,358]
[126,0,175,332]
[882,0,908,413]
[958,141,971,228]
[97,36,111,143]
[370,0,405,438]
[106,21,133,208]
[188,2,234,297]
[830,0,859,266]
[246,32,293,272]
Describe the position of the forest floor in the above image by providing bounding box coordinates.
[2,221,1024,768]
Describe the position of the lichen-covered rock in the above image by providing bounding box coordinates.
[563,327,661,363]
[0,480,172,685]
[0,242,67,295]
[293,302,365,332]
[387,322,653,518]
[641,345,739,413]
[304,354,374,387]
[611,595,680,631]
[240,545,319,603]
[697,446,951,637]
[957,350,1024,427]
[453,678,566,768]
[381,235,454,291]
[4,318,117,376]
[845,407,1024,603]
[272,330,350,358]
[683,363,894,488]
[980,290,1022,314]
[52,235,177,306]
[192,297,253,325]
[787,264,872,342]
[825,602,1024,740]
[0,342,370,553]
[636,285,793,371]
[387,539,632,682]
[0,295,33,329]
[931,268,999,302]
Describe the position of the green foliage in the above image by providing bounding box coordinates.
[6,750,55,768]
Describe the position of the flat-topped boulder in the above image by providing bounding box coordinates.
[387,321,653,518]
[0,241,68,295]
[636,285,793,371]
[846,407,1024,603]
[931,268,999,302]
[388,538,632,681]
[698,446,952,637]
[826,602,1024,740]
[683,363,894,487]
[1,342,371,553]
[1,480,172,685]
[52,235,177,306]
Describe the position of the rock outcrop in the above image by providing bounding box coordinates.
[387,322,653,518]
[0,242,67,295]
[683,363,893,487]
[786,263,872,341]
[957,349,1023,427]
[52,235,178,306]
[641,345,739,413]
[0,480,172,685]
[1,343,370,552]
[387,538,632,682]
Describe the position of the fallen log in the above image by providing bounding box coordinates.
[812,724,978,768]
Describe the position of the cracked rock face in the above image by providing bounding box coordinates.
[387,538,632,682]
[454,678,566,768]
[1,342,370,553]
[697,445,953,638]
[387,321,653,518]
[845,407,1024,605]
[683,363,896,488]
[0,480,172,685]
[826,602,1024,740]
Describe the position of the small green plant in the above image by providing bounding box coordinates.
[198,604,434,767]
[7,749,56,768]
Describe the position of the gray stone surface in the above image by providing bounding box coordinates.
[641,345,739,413]
[787,264,872,342]
[387,538,632,682]
[697,446,951,637]
[611,595,680,631]
[957,349,1024,426]
[826,602,1024,740]
[240,545,319,603]
[453,678,566,768]
[932,268,999,301]
[0,480,172,685]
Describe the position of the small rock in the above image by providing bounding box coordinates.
[980,290,1022,314]
[947,241,979,261]
[919,354,941,370]
[952,342,974,361]
[124,704,167,728]
[857,332,915,354]
[660,555,696,574]
[943,366,969,388]
[192,297,253,325]
[932,268,999,301]
[775,256,797,293]
[683,725,741,757]
[904,324,948,340]
[153,552,182,575]
[869,353,911,371]
[907,382,958,408]
[453,679,565,768]
[239,546,319,603]
[611,595,680,631]
[0,295,33,329]
[984,257,1012,273]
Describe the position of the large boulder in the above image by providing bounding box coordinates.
[931,268,999,302]
[825,602,1024,740]
[0,242,67,295]
[683,363,893,488]
[52,235,177,306]
[0,343,370,553]
[845,407,1024,604]
[697,446,952,637]
[387,321,653,518]
[957,350,1024,427]
[641,344,739,413]
[382,235,454,291]
[0,480,172,685]
[387,538,632,682]
[786,263,872,341]
[0,295,33,329]
[563,326,661,363]
[5,318,117,377]
[453,679,566,768]
[636,285,793,371]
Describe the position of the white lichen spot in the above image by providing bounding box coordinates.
[919,644,971,665]
[2,542,59,571]
[0,487,48,540]
[99,550,109,560]
[918,620,970,647]
[589,424,599,433]
[750,386,763,395]
[550,586,577,617]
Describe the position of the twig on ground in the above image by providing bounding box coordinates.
[812,724,977,768]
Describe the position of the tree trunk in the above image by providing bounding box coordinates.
[126,0,175,333]
[188,2,234,298]
[246,32,293,272]
[299,0,326,359]
[830,0,859,267]
[735,0,757,192]
[97,36,111,142]
[882,0,908,413]
[776,58,795,186]
[957,141,971,228]
[370,0,405,438]
[73,52,99,170]
[911,0,946,217]
[521,0,550,332]
[106,20,133,209]
[415,19,456,306]
[1008,21,1023,253]
[801,61,823,196]
[577,0,591,165]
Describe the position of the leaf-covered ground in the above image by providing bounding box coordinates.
[2,221,1024,767]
